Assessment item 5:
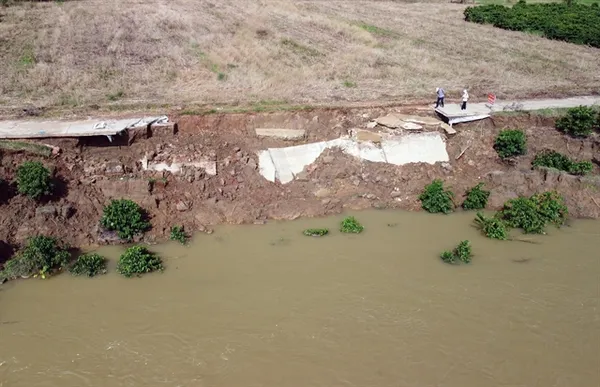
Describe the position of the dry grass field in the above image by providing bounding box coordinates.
[0,0,599,111]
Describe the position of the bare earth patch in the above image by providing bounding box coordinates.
[0,0,599,111]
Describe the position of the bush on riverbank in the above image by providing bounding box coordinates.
[556,106,598,137]
[100,199,150,241]
[462,183,490,210]
[464,1,600,48]
[16,161,52,200]
[440,240,472,264]
[170,225,189,244]
[303,228,329,237]
[498,191,567,234]
[117,246,163,278]
[69,253,107,277]
[494,129,527,159]
[0,236,70,280]
[419,179,454,214]
[532,150,593,176]
[340,216,364,233]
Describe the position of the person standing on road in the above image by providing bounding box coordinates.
[435,87,445,108]
[461,89,469,111]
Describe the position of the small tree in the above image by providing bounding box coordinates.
[462,183,490,210]
[16,161,52,200]
[117,246,163,278]
[419,179,454,214]
[0,235,70,280]
[494,129,527,159]
[556,106,597,137]
[69,253,107,277]
[474,212,508,240]
[340,216,364,233]
[100,199,150,241]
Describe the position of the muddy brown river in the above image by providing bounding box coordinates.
[0,211,598,387]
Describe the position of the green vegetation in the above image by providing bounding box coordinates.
[532,150,593,175]
[356,22,398,37]
[440,240,473,264]
[464,1,600,48]
[474,212,509,240]
[280,38,322,57]
[340,216,364,234]
[170,225,189,245]
[0,236,70,281]
[16,161,52,200]
[303,228,329,237]
[494,129,527,159]
[498,191,567,234]
[117,246,163,278]
[69,253,107,277]
[555,106,598,137]
[419,179,454,214]
[343,80,357,88]
[462,183,490,210]
[100,199,150,241]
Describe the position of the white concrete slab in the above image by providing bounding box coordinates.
[258,133,449,184]
[0,116,169,139]
[140,157,217,175]
[255,128,306,140]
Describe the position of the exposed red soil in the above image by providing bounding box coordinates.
[0,107,599,257]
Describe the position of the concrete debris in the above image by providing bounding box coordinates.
[258,133,449,184]
[375,114,404,128]
[356,130,382,143]
[140,155,217,176]
[176,201,190,211]
[401,122,423,131]
[441,123,456,135]
[366,121,378,129]
[255,128,306,140]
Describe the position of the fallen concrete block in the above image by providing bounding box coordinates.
[441,123,456,135]
[375,114,403,128]
[150,122,178,137]
[401,122,423,131]
[356,130,382,143]
[255,128,306,140]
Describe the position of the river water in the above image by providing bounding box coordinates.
[0,211,598,387]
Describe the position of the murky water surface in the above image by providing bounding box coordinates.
[1,211,598,387]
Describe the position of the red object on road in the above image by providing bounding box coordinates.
[488,93,496,105]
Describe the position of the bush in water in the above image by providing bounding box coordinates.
[69,253,107,277]
[303,228,329,237]
[498,191,567,234]
[340,216,364,234]
[170,225,189,245]
[117,246,163,278]
[474,212,508,240]
[440,240,473,264]
[0,235,70,280]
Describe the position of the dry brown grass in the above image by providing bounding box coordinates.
[0,0,599,110]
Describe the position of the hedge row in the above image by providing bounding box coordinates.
[464,1,600,48]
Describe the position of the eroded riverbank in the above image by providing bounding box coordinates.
[0,108,598,254]
[0,210,598,387]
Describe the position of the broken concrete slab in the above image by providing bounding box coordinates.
[255,128,306,140]
[441,123,456,135]
[258,133,449,184]
[375,114,403,128]
[140,156,217,176]
[356,130,382,143]
[401,122,423,131]
[366,121,378,129]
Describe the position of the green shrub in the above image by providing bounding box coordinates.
[170,225,189,244]
[0,236,70,280]
[462,183,490,210]
[532,149,593,176]
[474,212,508,240]
[464,2,600,48]
[440,240,473,264]
[117,246,163,278]
[69,253,107,277]
[440,250,455,264]
[498,191,567,234]
[556,106,597,137]
[303,228,329,237]
[494,129,527,159]
[16,161,52,200]
[419,179,454,214]
[100,199,150,241]
[340,216,364,233]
